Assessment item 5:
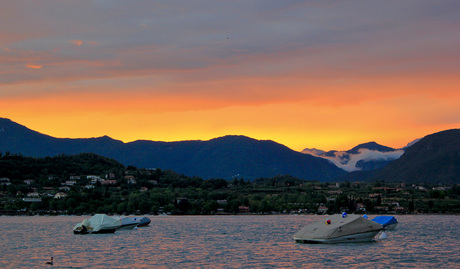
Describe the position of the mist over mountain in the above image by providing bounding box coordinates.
[302,142,404,172]
[0,118,345,181]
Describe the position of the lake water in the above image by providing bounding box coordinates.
[0,215,459,268]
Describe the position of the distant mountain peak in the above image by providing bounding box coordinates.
[302,141,403,172]
[349,142,395,154]
[302,148,326,156]
[0,117,12,122]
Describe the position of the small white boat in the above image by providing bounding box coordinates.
[73,214,121,234]
[294,214,383,244]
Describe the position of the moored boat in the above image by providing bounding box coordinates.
[117,217,141,230]
[294,214,383,244]
[73,214,121,234]
[372,216,398,230]
[135,216,151,227]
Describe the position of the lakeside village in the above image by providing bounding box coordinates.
[0,152,459,216]
[1,166,459,216]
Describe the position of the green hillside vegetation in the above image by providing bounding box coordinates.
[0,153,459,215]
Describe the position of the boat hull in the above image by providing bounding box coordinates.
[136,217,151,227]
[384,223,397,230]
[73,228,117,234]
[295,230,381,244]
[117,223,139,231]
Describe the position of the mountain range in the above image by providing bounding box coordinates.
[0,118,344,181]
[1,117,459,183]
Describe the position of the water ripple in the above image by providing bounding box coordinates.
[0,215,459,268]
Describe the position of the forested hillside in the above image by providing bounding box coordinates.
[373,129,460,183]
[1,153,459,216]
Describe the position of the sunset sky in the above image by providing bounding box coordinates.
[1,1,459,151]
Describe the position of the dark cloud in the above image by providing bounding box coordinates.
[1,1,459,97]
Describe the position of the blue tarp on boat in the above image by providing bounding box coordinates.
[372,216,398,227]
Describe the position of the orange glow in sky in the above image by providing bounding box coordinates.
[1,1,459,151]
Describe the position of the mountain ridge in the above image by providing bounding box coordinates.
[2,117,459,183]
[0,118,345,181]
[372,129,460,184]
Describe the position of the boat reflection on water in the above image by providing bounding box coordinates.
[0,215,458,268]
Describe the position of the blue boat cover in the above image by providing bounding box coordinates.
[372,216,398,226]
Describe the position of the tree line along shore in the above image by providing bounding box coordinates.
[1,153,459,216]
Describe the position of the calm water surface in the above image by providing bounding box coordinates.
[0,215,459,268]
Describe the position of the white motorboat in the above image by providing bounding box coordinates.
[294,214,383,244]
[73,214,121,234]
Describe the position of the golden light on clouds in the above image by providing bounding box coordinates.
[26,64,42,69]
[1,1,459,152]
[70,40,83,46]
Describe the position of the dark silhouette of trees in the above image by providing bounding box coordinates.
[0,153,459,215]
